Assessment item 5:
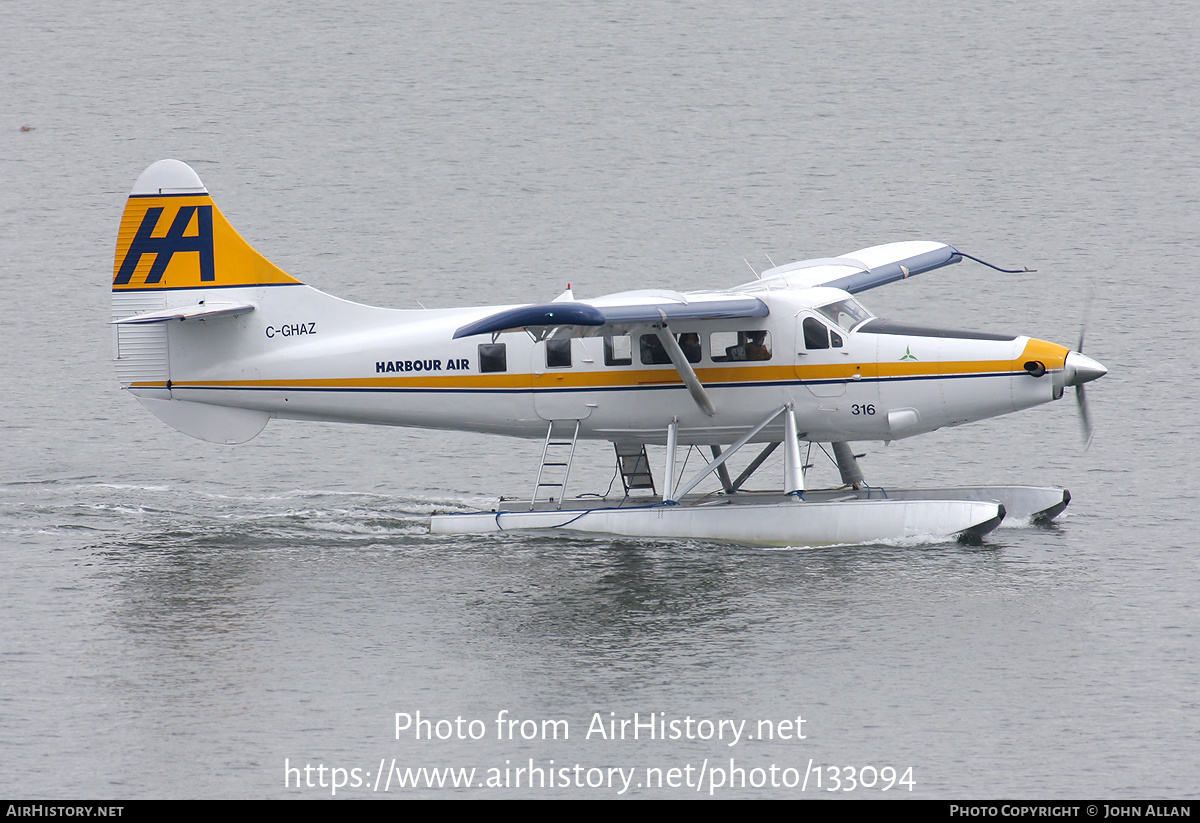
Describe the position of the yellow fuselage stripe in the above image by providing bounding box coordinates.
[128,342,1069,391]
[131,360,1033,391]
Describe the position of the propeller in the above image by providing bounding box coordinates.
[1076,327,1095,451]
[1066,293,1104,450]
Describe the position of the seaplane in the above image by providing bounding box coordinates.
[110,159,1106,546]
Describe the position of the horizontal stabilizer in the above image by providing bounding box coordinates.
[111,302,256,324]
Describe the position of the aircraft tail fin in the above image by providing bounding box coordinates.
[112,159,302,293]
[111,160,291,444]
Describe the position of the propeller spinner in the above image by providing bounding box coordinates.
[1063,349,1106,449]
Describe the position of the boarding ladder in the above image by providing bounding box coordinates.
[530,420,580,510]
[614,443,656,495]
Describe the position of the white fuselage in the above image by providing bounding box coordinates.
[115,282,1068,446]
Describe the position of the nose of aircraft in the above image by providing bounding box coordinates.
[1064,351,1107,386]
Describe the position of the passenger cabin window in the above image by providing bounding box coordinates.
[545,339,572,368]
[604,335,633,366]
[638,333,702,365]
[478,343,507,373]
[803,317,842,350]
[677,333,702,363]
[640,334,670,365]
[710,330,772,362]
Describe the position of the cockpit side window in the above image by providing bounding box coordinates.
[803,317,830,350]
[816,298,872,332]
[804,317,844,350]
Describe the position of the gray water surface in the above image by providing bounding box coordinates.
[1,0,1196,798]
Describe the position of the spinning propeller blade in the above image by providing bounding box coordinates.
[1077,382,1094,450]
[1069,292,1102,450]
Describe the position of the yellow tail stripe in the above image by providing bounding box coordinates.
[113,194,301,291]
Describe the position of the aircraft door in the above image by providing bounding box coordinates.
[532,337,596,422]
[796,314,848,398]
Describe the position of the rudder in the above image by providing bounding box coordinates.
[111,160,286,444]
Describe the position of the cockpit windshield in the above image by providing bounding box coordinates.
[816,298,873,332]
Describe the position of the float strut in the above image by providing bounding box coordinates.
[710,445,735,493]
[662,418,678,502]
[831,441,865,488]
[668,405,789,503]
[731,442,779,491]
[783,405,805,496]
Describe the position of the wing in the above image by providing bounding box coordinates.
[452,290,768,339]
[452,241,959,339]
[736,241,961,294]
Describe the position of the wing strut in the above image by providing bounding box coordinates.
[654,313,715,417]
